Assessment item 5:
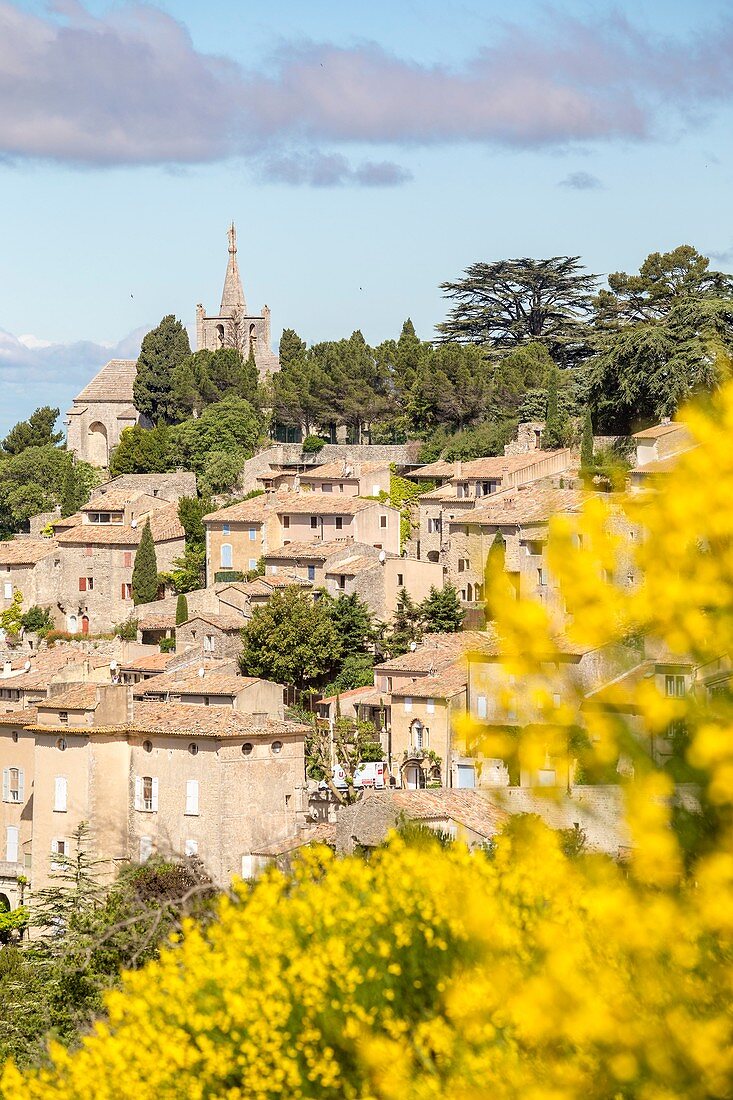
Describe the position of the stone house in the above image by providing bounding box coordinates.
[216,576,312,621]
[90,471,197,505]
[175,613,245,660]
[204,495,281,585]
[321,547,443,621]
[416,452,574,564]
[66,359,147,467]
[465,634,642,788]
[336,789,509,854]
[274,493,400,556]
[4,683,308,894]
[633,421,693,469]
[55,503,185,633]
[0,538,60,623]
[296,460,391,498]
[133,668,284,719]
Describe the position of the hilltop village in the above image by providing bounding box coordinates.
[0,231,710,914]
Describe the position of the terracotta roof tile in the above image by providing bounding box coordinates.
[133,669,260,698]
[130,701,306,739]
[358,789,509,838]
[182,612,245,631]
[39,684,100,710]
[299,460,388,481]
[58,505,184,546]
[264,540,354,561]
[275,493,386,516]
[0,538,58,565]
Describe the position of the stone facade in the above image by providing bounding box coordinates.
[66,359,149,467]
[196,224,279,377]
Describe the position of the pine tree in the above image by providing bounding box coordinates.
[580,407,595,472]
[175,593,189,625]
[279,328,307,369]
[420,585,464,633]
[132,521,159,606]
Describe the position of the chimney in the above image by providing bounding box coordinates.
[455,460,463,477]
[2,661,11,678]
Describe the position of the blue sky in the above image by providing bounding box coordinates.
[0,0,731,435]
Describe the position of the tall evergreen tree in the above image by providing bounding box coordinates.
[175,593,189,626]
[133,315,191,423]
[132,521,159,606]
[279,328,307,369]
[2,406,63,455]
[580,407,595,472]
[542,366,569,449]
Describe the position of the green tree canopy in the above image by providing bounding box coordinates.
[133,315,191,423]
[109,423,171,477]
[437,256,599,363]
[279,328,306,369]
[2,406,63,455]
[420,584,464,633]
[169,396,263,474]
[239,587,342,691]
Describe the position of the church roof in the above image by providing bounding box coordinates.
[73,360,137,404]
[220,223,247,316]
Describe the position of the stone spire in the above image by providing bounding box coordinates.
[219,222,247,316]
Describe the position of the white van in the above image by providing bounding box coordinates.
[328,761,386,791]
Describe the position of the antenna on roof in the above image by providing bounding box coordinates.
[131,518,138,529]
[379,550,386,564]
[23,661,31,671]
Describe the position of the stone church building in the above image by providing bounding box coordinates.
[67,225,279,466]
[196,223,280,376]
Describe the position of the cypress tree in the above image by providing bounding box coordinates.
[580,407,595,472]
[542,366,569,450]
[175,593,189,625]
[279,328,307,369]
[133,315,191,424]
[132,521,159,606]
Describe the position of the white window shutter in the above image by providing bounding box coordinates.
[54,776,66,812]
[185,780,199,816]
[2,769,8,803]
[17,769,24,803]
[134,776,142,811]
[6,826,18,863]
[151,777,159,811]
[477,695,487,719]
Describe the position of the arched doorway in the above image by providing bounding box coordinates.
[81,615,90,635]
[216,324,225,347]
[87,421,108,467]
[249,323,258,356]
[67,613,78,633]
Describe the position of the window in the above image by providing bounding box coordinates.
[666,675,686,698]
[79,577,86,592]
[204,634,215,653]
[123,551,133,568]
[476,695,487,719]
[59,712,68,724]
[527,541,543,556]
[282,516,290,530]
[338,575,346,590]
[54,776,67,813]
[458,559,466,573]
[143,740,153,753]
[411,720,424,750]
[121,583,132,601]
[537,567,547,588]
[397,573,403,586]
[220,544,233,569]
[427,517,441,535]
[310,516,318,529]
[380,515,387,528]
[427,698,435,714]
[51,838,67,870]
[271,741,283,754]
[84,544,93,558]
[188,742,199,756]
[56,736,67,750]
[3,582,11,600]
[249,527,257,541]
[307,565,316,581]
[241,742,253,756]
[404,697,413,713]
[185,838,198,857]
[222,523,230,535]
[335,516,343,530]
[6,826,18,863]
[248,558,258,570]
[139,836,153,862]
[456,483,469,498]
[321,483,332,493]
[2,767,23,804]
[185,779,199,816]
[136,776,158,812]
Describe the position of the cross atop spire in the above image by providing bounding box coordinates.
[220,221,247,316]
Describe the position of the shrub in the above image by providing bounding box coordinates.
[159,638,176,654]
[114,619,139,642]
[302,434,328,454]
[20,605,54,635]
